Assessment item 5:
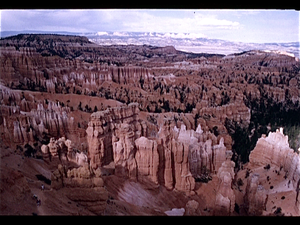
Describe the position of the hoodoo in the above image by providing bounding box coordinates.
[1,33,299,215]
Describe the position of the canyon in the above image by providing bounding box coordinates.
[0,34,300,215]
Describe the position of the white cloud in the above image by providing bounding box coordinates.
[117,11,240,33]
[1,9,241,35]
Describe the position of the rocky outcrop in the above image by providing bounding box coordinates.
[29,102,75,137]
[175,123,227,176]
[13,120,34,144]
[85,104,231,193]
[244,173,267,215]
[51,163,108,215]
[243,128,300,214]
[86,103,155,182]
[170,137,195,192]
[249,128,300,189]
[184,200,201,216]
[51,163,104,189]
[0,41,153,94]
[159,121,222,191]
[1,34,299,124]
[60,66,152,90]
[214,150,235,215]
[0,85,76,147]
[41,144,50,161]
[135,136,159,184]
[86,103,141,169]
[112,123,137,179]
[42,137,65,163]
[41,136,88,167]
[196,94,251,128]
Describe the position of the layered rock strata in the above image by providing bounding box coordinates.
[51,164,108,215]
[86,103,141,169]
[86,104,232,193]
[0,85,75,147]
[51,164,103,189]
[112,123,137,179]
[1,34,300,215]
[41,136,88,167]
[244,173,267,215]
[135,136,159,184]
[214,150,235,215]
[197,100,251,128]
[245,128,300,214]
[249,128,300,189]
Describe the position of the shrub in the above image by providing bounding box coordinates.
[264,164,271,170]
[24,144,36,157]
[237,178,244,186]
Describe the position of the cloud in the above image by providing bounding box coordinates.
[1,9,241,34]
[116,11,240,33]
[1,10,95,32]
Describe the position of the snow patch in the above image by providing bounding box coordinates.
[95,32,109,36]
[263,50,295,58]
[268,179,294,194]
[112,32,129,37]
[164,208,185,216]
[161,32,206,39]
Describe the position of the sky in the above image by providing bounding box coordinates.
[0,9,299,43]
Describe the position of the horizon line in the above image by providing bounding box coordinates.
[1,30,299,45]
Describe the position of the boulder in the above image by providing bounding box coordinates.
[184,200,201,216]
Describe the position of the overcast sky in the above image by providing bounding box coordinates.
[1,9,299,43]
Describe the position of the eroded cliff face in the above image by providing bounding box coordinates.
[85,104,232,194]
[1,36,299,120]
[249,128,300,189]
[50,162,108,215]
[244,173,267,216]
[0,84,76,148]
[233,129,300,216]
[214,150,235,215]
[135,136,159,184]
[1,34,300,215]
[86,103,141,169]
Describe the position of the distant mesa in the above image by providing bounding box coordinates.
[1,31,299,58]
